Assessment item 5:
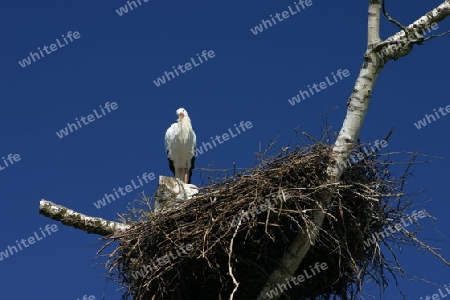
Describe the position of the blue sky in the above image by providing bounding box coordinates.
[1,0,449,299]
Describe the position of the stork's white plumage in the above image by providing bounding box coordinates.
[165,108,196,184]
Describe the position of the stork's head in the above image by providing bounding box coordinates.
[176,108,188,120]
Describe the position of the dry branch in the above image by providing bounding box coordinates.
[39,199,129,235]
[38,177,197,236]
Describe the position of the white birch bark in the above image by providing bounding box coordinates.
[39,199,129,235]
[154,175,199,213]
[39,177,198,235]
[257,1,450,299]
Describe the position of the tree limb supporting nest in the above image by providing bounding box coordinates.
[39,199,129,235]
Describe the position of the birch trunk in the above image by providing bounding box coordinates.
[257,1,450,299]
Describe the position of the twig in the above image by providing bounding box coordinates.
[228,216,242,300]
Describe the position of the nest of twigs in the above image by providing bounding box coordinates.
[100,141,429,300]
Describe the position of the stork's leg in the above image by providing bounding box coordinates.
[183,168,189,183]
[176,167,183,182]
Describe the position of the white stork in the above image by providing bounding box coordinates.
[165,108,196,184]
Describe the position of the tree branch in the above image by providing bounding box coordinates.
[39,199,129,236]
[381,0,407,32]
[38,177,199,236]
[374,0,450,60]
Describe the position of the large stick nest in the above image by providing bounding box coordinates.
[100,141,428,300]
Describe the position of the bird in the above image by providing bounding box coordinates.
[165,108,196,184]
